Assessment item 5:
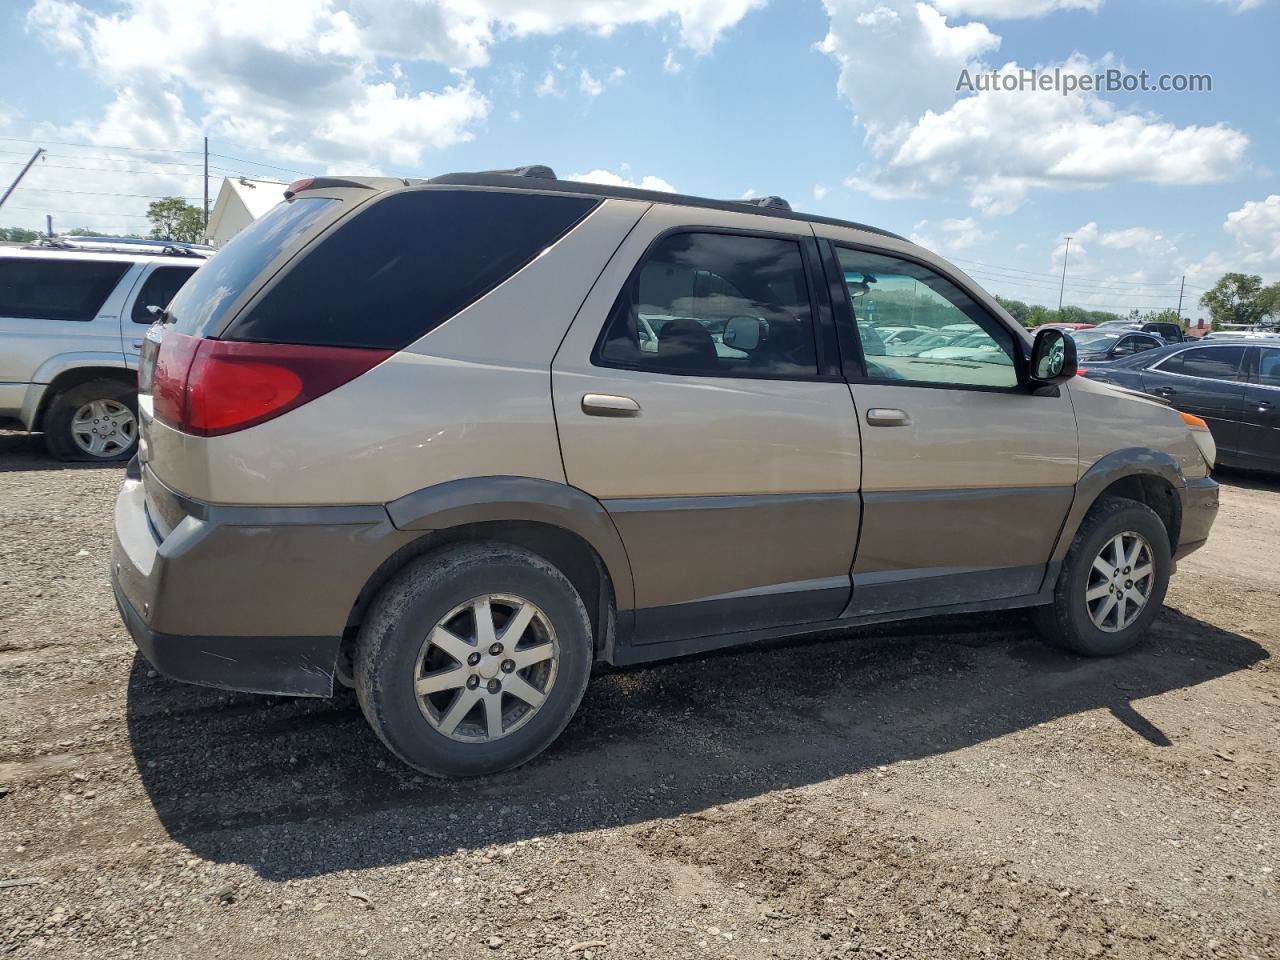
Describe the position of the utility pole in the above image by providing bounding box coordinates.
[202,136,209,230]
[1176,275,1186,319]
[0,147,45,212]
[1057,236,1072,312]
[46,214,52,238]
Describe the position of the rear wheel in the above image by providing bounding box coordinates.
[43,378,138,462]
[355,543,593,777]
[1033,497,1171,656]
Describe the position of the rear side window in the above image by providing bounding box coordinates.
[1258,348,1280,387]
[168,196,340,337]
[224,190,599,349]
[0,258,130,321]
[1156,345,1245,381]
[131,266,198,323]
[595,232,819,378]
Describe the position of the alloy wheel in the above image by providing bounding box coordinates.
[413,594,559,743]
[71,399,137,458]
[1085,531,1155,632]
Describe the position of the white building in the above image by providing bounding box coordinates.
[205,177,287,247]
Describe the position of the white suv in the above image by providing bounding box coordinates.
[0,236,208,460]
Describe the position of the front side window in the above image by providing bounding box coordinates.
[131,266,198,323]
[1155,345,1246,381]
[0,258,130,321]
[834,248,1017,388]
[596,232,818,377]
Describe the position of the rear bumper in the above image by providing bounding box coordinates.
[113,582,341,697]
[1174,474,1219,560]
[110,460,416,696]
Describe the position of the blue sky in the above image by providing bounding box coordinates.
[2,0,1278,318]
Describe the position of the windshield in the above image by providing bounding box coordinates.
[167,196,340,337]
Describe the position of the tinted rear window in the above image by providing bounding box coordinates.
[168,196,340,337]
[0,258,130,321]
[222,189,599,349]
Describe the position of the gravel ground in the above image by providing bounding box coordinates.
[1,430,1277,959]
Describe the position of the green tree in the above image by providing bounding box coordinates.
[1256,283,1280,330]
[1140,308,1184,327]
[994,296,1031,326]
[0,226,41,243]
[1199,273,1266,330]
[146,197,205,243]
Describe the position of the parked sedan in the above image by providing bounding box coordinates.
[1068,329,1165,364]
[1081,341,1280,474]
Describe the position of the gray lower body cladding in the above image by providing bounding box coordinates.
[111,463,418,696]
[1174,475,1218,559]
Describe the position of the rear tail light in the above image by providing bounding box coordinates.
[150,332,391,437]
[1075,367,1088,376]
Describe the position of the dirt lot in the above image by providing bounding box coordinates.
[1,433,1277,960]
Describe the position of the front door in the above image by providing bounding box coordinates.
[552,206,862,645]
[822,240,1078,616]
[119,264,199,370]
[1138,344,1248,463]
[1239,345,1280,471]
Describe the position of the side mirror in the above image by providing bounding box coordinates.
[723,315,761,351]
[1029,327,1077,384]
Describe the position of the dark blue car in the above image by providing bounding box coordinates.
[1081,340,1280,474]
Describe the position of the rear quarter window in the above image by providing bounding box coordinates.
[167,196,341,337]
[222,189,599,349]
[0,258,131,321]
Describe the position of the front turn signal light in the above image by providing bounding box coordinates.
[1180,411,1209,430]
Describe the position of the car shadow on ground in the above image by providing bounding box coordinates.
[1213,466,1280,494]
[0,431,125,472]
[126,606,1267,881]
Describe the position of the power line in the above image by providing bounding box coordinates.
[5,204,151,218]
[953,255,1196,291]
[0,134,204,156]
[209,152,306,176]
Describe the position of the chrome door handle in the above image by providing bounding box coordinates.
[866,407,911,427]
[582,394,641,417]
[131,339,144,348]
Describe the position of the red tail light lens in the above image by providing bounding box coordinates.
[151,332,391,437]
[1076,367,1088,377]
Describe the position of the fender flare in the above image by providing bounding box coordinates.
[22,352,133,430]
[385,475,636,610]
[1047,447,1187,575]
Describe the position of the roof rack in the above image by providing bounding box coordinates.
[23,236,213,258]
[473,164,557,180]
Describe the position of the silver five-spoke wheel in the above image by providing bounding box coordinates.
[1085,530,1154,632]
[413,594,558,743]
[71,399,137,458]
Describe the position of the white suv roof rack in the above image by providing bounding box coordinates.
[23,235,213,259]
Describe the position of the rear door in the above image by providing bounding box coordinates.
[818,236,1078,617]
[119,264,199,369]
[1240,346,1280,471]
[552,205,861,645]
[1139,345,1247,461]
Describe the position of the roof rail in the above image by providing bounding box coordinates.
[723,195,792,212]
[23,236,213,258]
[473,165,557,180]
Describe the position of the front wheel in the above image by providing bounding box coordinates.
[354,543,594,777]
[1033,497,1172,656]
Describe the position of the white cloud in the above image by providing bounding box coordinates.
[1210,0,1267,10]
[931,0,1101,15]
[820,0,1249,215]
[23,0,762,171]
[568,168,677,193]
[813,184,830,200]
[580,68,605,97]
[663,49,683,73]
[909,216,988,251]
[1224,195,1280,266]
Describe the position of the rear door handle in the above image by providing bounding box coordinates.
[131,339,144,348]
[1258,400,1273,411]
[582,394,641,417]
[866,407,911,427]
[1152,386,1176,396]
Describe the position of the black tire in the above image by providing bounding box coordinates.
[354,542,594,777]
[42,378,139,462]
[1033,497,1171,656]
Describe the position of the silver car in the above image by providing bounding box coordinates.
[0,237,207,460]
[110,168,1220,777]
